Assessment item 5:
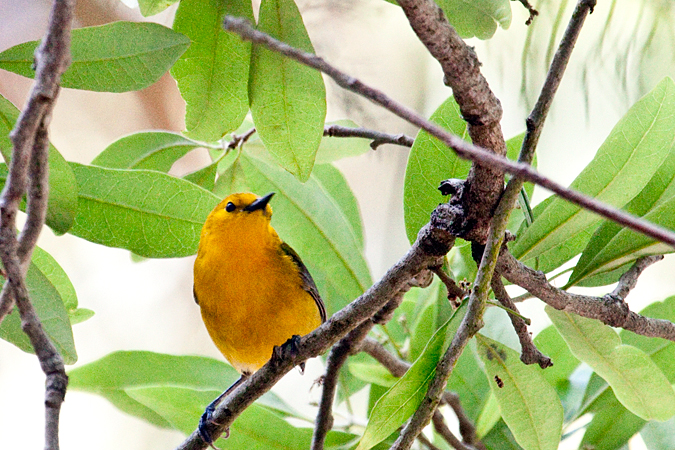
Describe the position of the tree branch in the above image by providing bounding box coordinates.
[221,15,675,249]
[491,276,552,368]
[175,208,456,450]
[0,0,74,449]
[396,0,506,244]
[497,252,675,339]
[323,125,414,149]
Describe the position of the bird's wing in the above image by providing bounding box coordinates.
[280,242,327,323]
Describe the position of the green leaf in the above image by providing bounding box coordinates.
[0,22,189,92]
[92,131,208,171]
[249,0,327,181]
[311,163,364,250]
[172,0,253,141]
[0,247,77,364]
[126,387,356,448]
[569,145,675,285]
[68,163,220,258]
[409,279,441,361]
[546,306,675,421]
[513,77,675,263]
[317,120,372,163]
[184,161,219,191]
[0,95,78,234]
[213,150,370,314]
[580,392,646,450]
[532,325,580,388]
[349,361,398,387]
[475,390,501,438]
[68,351,299,429]
[448,343,491,421]
[641,416,675,450]
[356,303,466,450]
[436,0,512,39]
[138,0,178,16]
[475,335,563,450]
[482,419,523,450]
[403,95,469,244]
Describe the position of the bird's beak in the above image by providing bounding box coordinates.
[243,192,275,212]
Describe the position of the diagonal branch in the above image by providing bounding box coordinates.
[323,125,414,149]
[175,208,457,450]
[221,15,675,250]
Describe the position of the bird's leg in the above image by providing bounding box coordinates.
[272,334,303,368]
[198,374,248,448]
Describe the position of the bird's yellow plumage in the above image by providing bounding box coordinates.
[193,192,325,376]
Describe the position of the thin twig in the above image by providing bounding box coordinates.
[175,211,456,449]
[441,392,485,450]
[515,0,540,25]
[431,266,467,307]
[323,124,414,149]
[417,432,443,450]
[497,253,675,339]
[432,410,476,450]
[491,276,552,368]
[221,15,675,250]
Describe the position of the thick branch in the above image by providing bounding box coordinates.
[175,209,456,450]
[221,16,675,249]
[498,253,675,339]
[396,0,506,243]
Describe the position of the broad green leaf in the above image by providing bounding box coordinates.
[349,361,398,387]
[311,163,364,250]
[249,0,327,181]
[437,0,512,39]
[68,163,220,258]
[68,351,297,429]
[172,0,253,141]
[213,150,370,313]
[482,419,523,450]
[138,0,178,16]
[31,245,91,325]
[403,95,469,244]
[317,120,372,163]
[0,247,77,364]
[580,390,646,450]
[574,262,632,288]
[513,78,675,262]
[448,343,491,421]
[0,95,77,234]
[532,325,580,388]
[642,417,675,450]
[546,306,675,421]
[92,131,208,171]
[356,303,466,450]
[476,335,563,450]
[570,146,675,285]
[127,386,356,448]
[0,22,189,92]
[184,161,219,191]
[475,390,501,438]
[409,280,441,361]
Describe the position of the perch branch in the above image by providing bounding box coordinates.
[221,15,675,249]
[175,207,456,450]
[432,410,477,450]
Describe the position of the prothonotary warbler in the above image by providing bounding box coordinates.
[193,192,326,445]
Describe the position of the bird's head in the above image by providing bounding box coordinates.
[207,192,275,226]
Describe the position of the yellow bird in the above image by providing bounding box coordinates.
[193,192,326,444]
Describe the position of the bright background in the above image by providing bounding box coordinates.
[1,0,674,449]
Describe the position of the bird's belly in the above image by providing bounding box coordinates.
[196,256,321,374]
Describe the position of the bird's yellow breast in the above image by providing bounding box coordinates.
[194,200,322,374]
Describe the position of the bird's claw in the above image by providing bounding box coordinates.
[198,404,227,449]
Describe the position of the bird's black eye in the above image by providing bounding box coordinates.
[225,202,236,212]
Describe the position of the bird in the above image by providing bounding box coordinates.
[193,192,326,445]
